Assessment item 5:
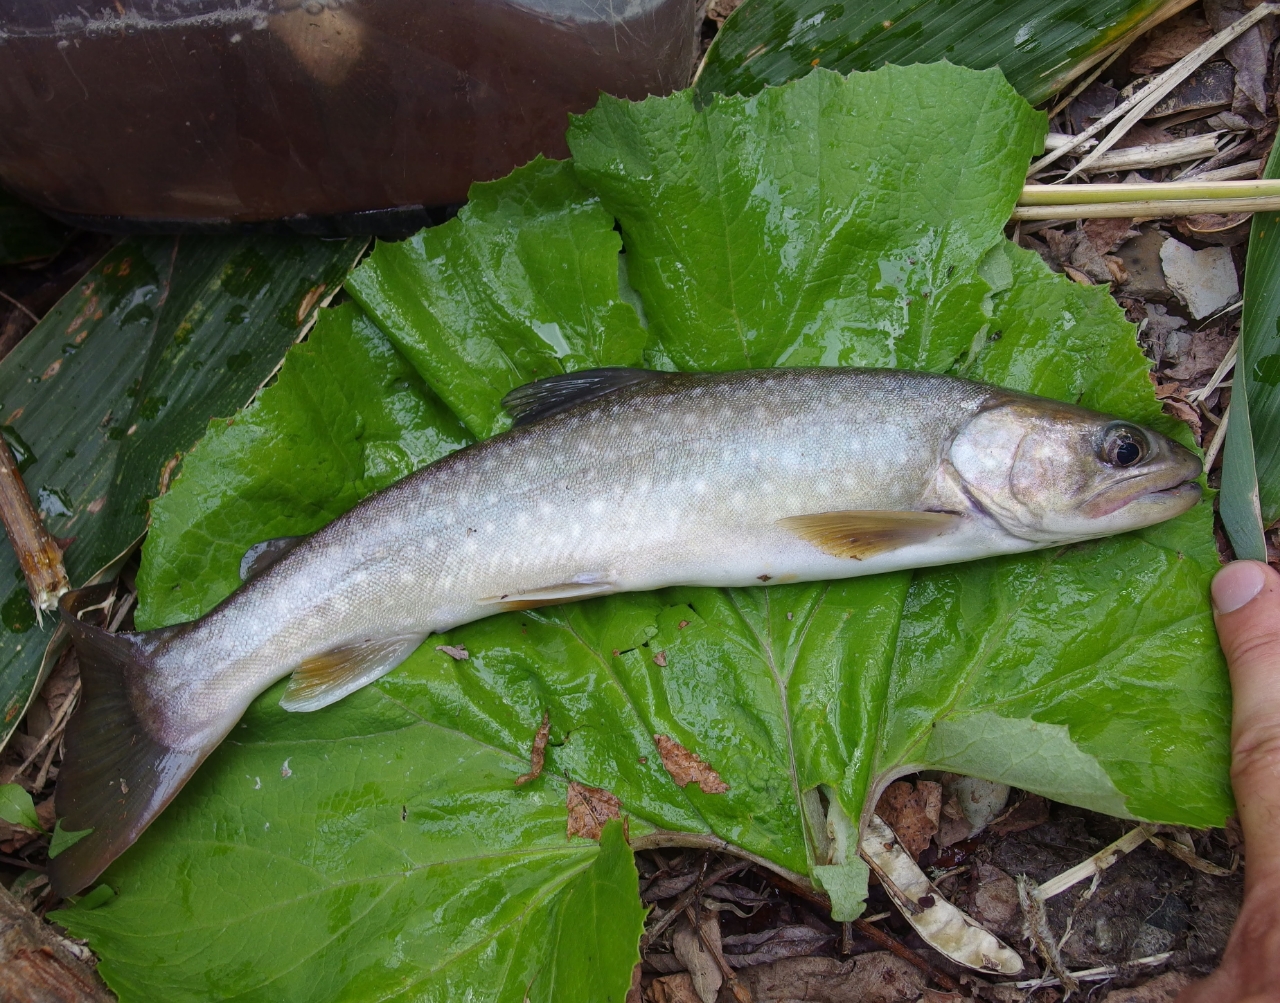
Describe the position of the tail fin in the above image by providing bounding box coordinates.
[50,585,205,897]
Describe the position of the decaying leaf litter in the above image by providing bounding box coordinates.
[0,4,1277,1002]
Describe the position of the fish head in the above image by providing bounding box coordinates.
[948,395,1202,543]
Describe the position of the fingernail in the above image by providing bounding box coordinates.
[1212,561,1267,614]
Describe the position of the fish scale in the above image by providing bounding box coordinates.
[48,365,1201,895]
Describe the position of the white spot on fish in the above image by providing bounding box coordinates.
[281,758,292,778]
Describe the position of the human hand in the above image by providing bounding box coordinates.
[1178,560,1280,1003]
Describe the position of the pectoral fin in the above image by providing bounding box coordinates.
[479,574,617,612]
[779,510,960,560]
[280,635,425,712]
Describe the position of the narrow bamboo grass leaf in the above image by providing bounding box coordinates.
[0,189,70,265]
[695,0,1188,107]
[0,235,366,751]
[63,66,1229,1002]
[1223,135,1280,545]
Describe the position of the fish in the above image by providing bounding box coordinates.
[49,366,1202,894]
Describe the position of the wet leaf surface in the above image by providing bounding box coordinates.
[695,0,1176,107]
[0,235,367,749]
[59,65,1229,1001]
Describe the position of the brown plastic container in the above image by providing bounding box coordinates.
[0,0,696,234]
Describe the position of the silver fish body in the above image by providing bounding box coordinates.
[51,367,1201,893]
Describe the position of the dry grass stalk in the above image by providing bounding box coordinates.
[1029,3,1277,177]
[1036,824,1156,900]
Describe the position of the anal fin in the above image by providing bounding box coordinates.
[479,574,617,612]
[281,635,425,712]
[779,510,960,560]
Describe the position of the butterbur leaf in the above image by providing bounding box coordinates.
[61,64,1229,1002]
[346,157,649,439]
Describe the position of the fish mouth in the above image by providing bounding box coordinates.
[1080,446,1203,520]
[1099,477,1201,521]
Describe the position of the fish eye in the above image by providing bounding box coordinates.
[1100,424,1148,468]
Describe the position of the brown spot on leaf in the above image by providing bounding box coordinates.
[514,710,551,786]
[653,650,667,667]
[566,780,621,839]
[434,643,469,661]
[653,734,729,794]
[40,359,63,381]
[295,283,327,324]
[158,453,182,496]
[875,779,942,860]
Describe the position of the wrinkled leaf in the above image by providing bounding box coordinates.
[61,65,1229,1002]
[1222,136,1280,554]
[347,157,649,439]
[695,0,1180,106]
[0,235,366,750]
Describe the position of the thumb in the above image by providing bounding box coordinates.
[1177,561,1280,1001]
[1212,560,1280,894]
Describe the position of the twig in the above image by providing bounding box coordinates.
[1017,874,1078,996]
[1047,46,1125,119]
[1148,834,1235,876]
[1064,4,1277,179]
[1036,824,1155,900]
[1081,134,1220,175]
[852,917,961,992]
[1029,4,1277,177]
[0,855,45,872]
[1001,952,1173,989]
[0,434,68,621]
[751,866,961,992]
[646,857,751,942]
[2,678,79,785]
[1187,337,1238,404]
[685,905,752,1002]
[0,290,38,324]
[1204,404,1231,471]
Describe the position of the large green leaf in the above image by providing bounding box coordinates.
[694,0,1175,106]
[0,235,366,749]
[346,157,649,439]
[1222,138,1280,555]
[59,65,1230,1002]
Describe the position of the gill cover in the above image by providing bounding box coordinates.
[949,397,1202,542]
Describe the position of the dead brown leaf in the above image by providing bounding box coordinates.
[1164,326,1234,384]
[514,710,551,786]
[654,735,730,794]
[650,972,701,1003]
[971,862,1021,940]
[1083,218,1140,257]
[1062,265,1094,286]
[566,780,621,839]
[988,793,1050,836]
[1129,14,1213,74]
[673,914,722,1003]
[734,953,924,1003]
[1099,970,1194,1002]
[874,780,941,859]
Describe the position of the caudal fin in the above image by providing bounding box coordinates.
[50,585,205,897]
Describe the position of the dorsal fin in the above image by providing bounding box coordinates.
[239,536,306,582]
[501,368,662,427]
